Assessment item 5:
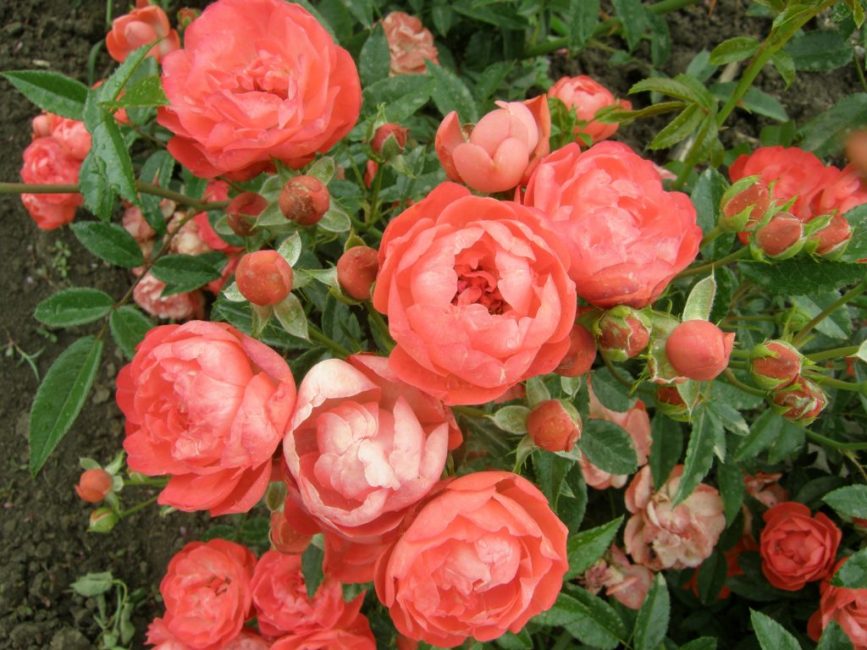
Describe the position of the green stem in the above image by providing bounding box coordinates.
[676,247,749,279]
[307,324,351,358]
[118,495,158,519]
[805,430,867,452]
[700,225,724,248]
[722,369,766,397]
[793,281,867,346]
[805,373,866,394]
[453,406,488,419]
[807,345,860,363]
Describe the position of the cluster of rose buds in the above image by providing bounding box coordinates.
[749,340,826,423]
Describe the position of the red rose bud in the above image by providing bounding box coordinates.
[721,176,770,233]
[771,376,827,424]
[236,250,294,306]
[527,399,582,453]
[750,340,802,390]
[846,129,867,178]
[597,306,651,362]
[279,175,330,226]
[88,507,119,534]
[556,323,597,377]
[807,213,851,259]
[226,192,267,237]
[752,212,805,260]
[75,468,113,504]
[371,123,408,158]
[337,245,379,301]
[655,385,689,421]
[666,320,735,381]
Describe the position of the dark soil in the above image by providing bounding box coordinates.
[0,1,857,648]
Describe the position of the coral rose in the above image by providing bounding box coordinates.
[547,75,631,143]
[20,137,83,231]
[523,142,701,308]
[760,501,841,591]
[283,354,458,540]
[133,272,205,321]
[106,0,180,63]
[31,112,91,160]
[147,539,256,650]
[375,471,568,647]
[117,321,296,515]
[809,558,867,649]
[373,183,577,405]
[382,11,439,76]
[624,465,725,570]
[269,593,375,650]
[158,0,361,179]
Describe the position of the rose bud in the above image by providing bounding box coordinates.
[556,323,597,377]
[337,245,379,301]
[227,192,268,237]
[720,175,770,234]
[666,320,735,381]
[236,251,294,306]
[177,7,200,30]
[751,211,806,260]
[527,399,582,453]
[807,213,852,259]
[75,468,113,504]
[279,175,330,226]
[88,507,119,534]
[371,123,408,158]
[750,340,802,390]
[771,376,827,424]
[655,385,689,421]
[547,75,631,144]
[596,306,651,362]
[846,128,867,178]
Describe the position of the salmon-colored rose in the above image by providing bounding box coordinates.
[117,321,296,515]
[382,11,438,75]
[375,471,568,647]
[269,593,375,650]
[132,272,205,321]
[20,137,83,231]
[813,164,867,218]
[373,183,577,405]
[547,75,631,143]
[624,465,725,570]
[31,112,91,160]
[323,532,392,584]
[158,0,361,179]
[809,558,867,649]
[760,501,841,591]
[147,539,256,650]
[106,0,180,63]
[523,142,701,308]
[284,354,458,540]
[581,545,653,610]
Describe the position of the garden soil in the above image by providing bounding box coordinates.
[0,1,857,648]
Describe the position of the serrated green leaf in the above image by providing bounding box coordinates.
[534,451,574,509]
[817,621,854,650]
[301,542,324,598]
[2,70,88,119]
[734,409,784,461]
[740,259,865,296]
[567,0,600,51]
[771,50,796,87]
[109,75,167,108]
[318,203,351,233]
[590,368,633,411]
[750,609,800,650]
[785,29,853,71]
[426,61,478,123]
[712,82,789,122]
[272,293,309,341]
[650,415,683,488]
[359,24,390,87]
[91,111,137,203]
[536,590,626,649]
[824,484,867,518]
[832,549,867,588]
[364,75,433,122]
[612,0,650,51]
[634,574,670,650]
[494,629,532,650]
[801,93,867,157]
[697,549,728,604]
[489,405,529,434]
[138,150,174,233]
[581,419,638,475]
[151,254,221,294]
[525,377,551,407]
[650,104,704,150]
[34,288,113,327]
[691,167,728,234]
[71,222,143,268]
[709,36,760,64]
[674,405,719,504]
[78,151,115,221]
[716,461,745,526]
[565,517,623,579]
[110,306,153,358]
[842,204,867,264]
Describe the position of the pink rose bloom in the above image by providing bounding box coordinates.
[31,112,91,160]
[323,532,393,584]
[122,204,157,242]
[809,558,867,649]
[624,465,725,571]
[106,0,180,63]
[382,11,439,75]
[373,183,577,405]
[133,272,205,321]
[523,142,701,308]
[547,75,631,143]
[435,96,551,194]
[581,545,653,610]
[283,354,458,540]
[117,321,296,515]
[157,0,361,179]
[744,471,788,509]
[580,382,651,490]
[19,137,83,231]
[375,472,568,647]
[168,213,211,256]
[269,594,375,650]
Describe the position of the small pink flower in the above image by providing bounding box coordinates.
[133,273,205,321]
[382,11,439,75]
[106,0,180,63]
[548,75,631,143]
[20,138,83,231]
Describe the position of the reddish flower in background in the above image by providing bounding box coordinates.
[760,501,841,591]
[147,539,256,649]
[374,183,576,405]
[269,593,375,649]
[382,11,439,75]
[158,0,361,178]
[744,472,788,509]
[523,142,701,308]
[375,472,568,647]
[809,558,867,648]
[31,112,91,160]
[132,272,205,321]
[106,0,180,63]
[117,321,296,515]
[581,546,653,610]
[20,137,83,230]
[547,75,631,143]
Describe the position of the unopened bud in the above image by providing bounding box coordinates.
[752,212,805,260]
[176,8,200,30]
[720,176,770,233]
[371,123,408,158]
[597,306,651,362]
[88,507,119,534]
[269,510,312,554]
[666,320,734,382]
[75,468,113,504]
[771,376,826,424]
[236,250,294,306]
[226,192,267,237]
[750,340,802,391]
[806,213,851,259]
[556,323,597,377]
[655,385,689,421]
[279,175,330,226]
[337,246,379,301]
[527,400,582,453]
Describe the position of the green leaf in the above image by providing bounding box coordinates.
[111,75,167,108]
[832,549,867,588]
[824,484,867,518]
[300,542,324,598]
[318,204,352,233]
[771,50,796,87]
[739,259,865,296]
[489,405,530,434]
[612,0,650,51]
[711,82,789,122]
[567,0,600,51]
[560,463,587,534]
[71,222,143,268]
[716,461,745,526]
[536,590,626,650]
[525,377,551,407]
[91,111,138,203]
[363,75,433,122]
[709,36,760,64]
[673,405,719,504]
[2,70,88,119]
[87,43,154,123]
[697,549,728,603]
[426,61,478,123]
[649,104,704,150]
[494,629,532,650]
[273,294,310,341]
[71,572,114,597]
[683,274,717,321]
[691,167,728,234]
[785,29,853,71]
[580,419,638,475]
[590,368,633,411]
[750,609,800,650]
[566,516,623,579]
[138,150,175,233]
[650,415,683,488]
[359,24,390,87]
[29,336,103,475]
[110,306,153,358]
[34,288,113,327]
[734,409,784,461]
[634,574,670,650]
[680,639,718,650]
[78,151,115,221]
[534,452,574,509]
[817,621,854,650]
[151,254,222,294]
[630,74,714,110]
[801,93,867,157]
[842,203,867,264]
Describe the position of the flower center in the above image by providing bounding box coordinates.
[236,53,294,98]
[452,261,507,315]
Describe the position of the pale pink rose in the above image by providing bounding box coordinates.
[582,546,653,610]
[168,213,211,256]
[133,272,205,321]
[122,204,157,242]
[157,0,361,179]
[283,354,457,540]
[31,113,91,160]
[382,11,438,75]
[19,138,83,231]
[744,471,788,509]
[435,96,551,193]
[106,0,180,63]
[547,75,631,143]
[624,465,725,570]
[522,142,701,308]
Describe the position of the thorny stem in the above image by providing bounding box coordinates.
[793,281,867,346]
